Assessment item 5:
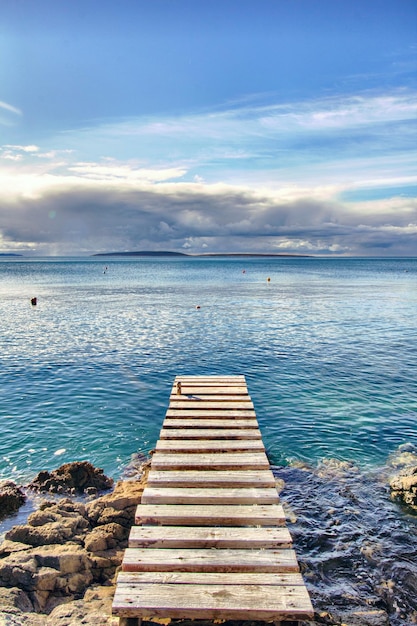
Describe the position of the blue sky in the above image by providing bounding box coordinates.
[0,0,416,255]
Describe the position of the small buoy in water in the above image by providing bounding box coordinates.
[196,305,201,310]
[267,277,271,282]
[31,297,37,306]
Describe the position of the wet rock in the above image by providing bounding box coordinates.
[27,461,114,495]
[389,465,417,511]
[330,608,390,625]
[0,481,26,518]
[316,457,359,480]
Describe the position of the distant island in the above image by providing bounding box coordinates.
[93,251,311,258]
[0,253,22,257]
[93,251,188,257]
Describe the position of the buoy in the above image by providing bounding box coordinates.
[31,297,37,306]
[196,305,201,310]
[267,277,271,282]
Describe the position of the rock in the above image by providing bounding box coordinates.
[84,523,127,553]
[27,462,114,495]
[331,608,389,625]
[0,586,33,612]
[0,540,32,557]
[0,463,150,624]
[0,481,26,518]
[316,458,359,480]
[45,585,117,625]
[4,499,89,547]
[390,465,417,510]
[86,472,148,528]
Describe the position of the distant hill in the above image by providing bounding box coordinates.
[92,251,311,258]
[93,251,188,257]
[0,253,22,257]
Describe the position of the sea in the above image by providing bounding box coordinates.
[1,255,416,623]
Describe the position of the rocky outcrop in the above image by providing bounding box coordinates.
[27,461,114,495]
[0,481,26,518]
[390,466,417,511]
[0,461,150,623]
[388,443,417,512]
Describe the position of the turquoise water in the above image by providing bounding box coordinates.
[2,256,417,623]
[1,256,416,483]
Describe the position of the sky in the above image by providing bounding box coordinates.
[0,0,416,256]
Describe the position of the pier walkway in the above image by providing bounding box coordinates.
[112,375,313,625]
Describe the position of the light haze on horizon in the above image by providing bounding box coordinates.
[0,0,416,256]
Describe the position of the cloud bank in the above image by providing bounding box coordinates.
[0,90,416,256]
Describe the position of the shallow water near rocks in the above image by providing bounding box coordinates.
[1,256,416,623]
[275,457,417,625]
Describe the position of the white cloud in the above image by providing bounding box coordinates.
[0,101,22,116]
[0,88,416,256]
[67,162,186,183]
[0,163,415,256]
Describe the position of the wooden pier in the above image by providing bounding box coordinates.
[112,375,313,625]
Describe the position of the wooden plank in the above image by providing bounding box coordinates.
[155,439,264,452]
[171,386,248,395]
[150,451,270,470]
[135,503,286,526]
[129,525,293,549]
[169,401,254,410]
[162,418,258,428]
[115,570,306,586]
[141,486,279,505]
[165,409,257,418]
[112,582,313,621]
[160,428,261,439]
[175,376,246,382]
[147,469,276,488]
[170,396,252,403]
[122,547,299,573]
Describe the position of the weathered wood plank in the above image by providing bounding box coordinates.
[165,409,257,418]
[128,525,293,549]
[115,570,306,586]
[155,439,264,452]
[150,451,270,470]
[162,418,258,428]
[160,428,262,439]
[147,469,276,487]
[122,547,299,573]
[141,486,279,505]
[171,386,248,396]
[169,401,254,410]
[112,582,313,621]
[135,503,286,526]
[175,376,246,382]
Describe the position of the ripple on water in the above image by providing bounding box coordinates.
[275,460,417,625]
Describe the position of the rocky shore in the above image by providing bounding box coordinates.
[1,446,417,626]
[0,460,149,625]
